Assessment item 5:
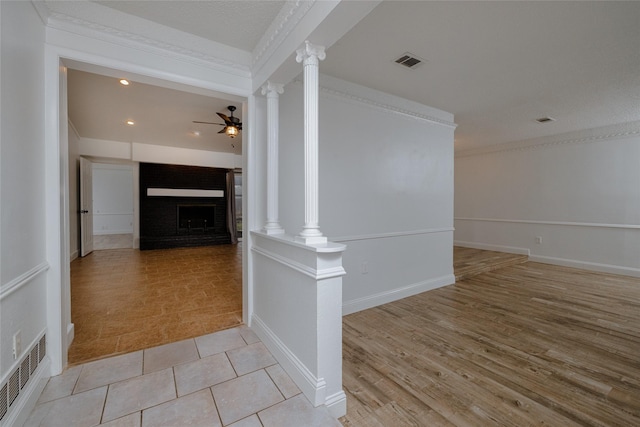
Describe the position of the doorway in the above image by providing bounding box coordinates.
[65,62,247,365]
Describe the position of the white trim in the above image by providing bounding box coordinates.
[252,0,315,69]
[70,250,79,262]
[319,84,457,129]
[251,315,327,407]
[324,390,347,419]
[529,255,640,278]
[67,322,75,348]
[251,246,346,280]
[455,120,640,158]
[453,241,531,256]
[92,230,133,236]
[454,217,640,230]
[44,5,251,75]
[1,357,51,427]
[342,274,455,315]
[0,262,50,300]
[332,227,454,243]
[147,188,224,198]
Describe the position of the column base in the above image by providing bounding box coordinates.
[263,225,285,235]
[295,234,328,245]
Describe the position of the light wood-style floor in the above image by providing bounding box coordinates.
[340,261,640,426]
[69,244,242,365]
[453,246,528,281]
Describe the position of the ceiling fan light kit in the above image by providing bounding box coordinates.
[193,105,242,139]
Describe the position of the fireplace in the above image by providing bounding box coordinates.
[177,204,216,232]
[139,163,231,250]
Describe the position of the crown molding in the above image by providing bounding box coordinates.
[31,1,51,26]
[41,1,251,77]
[295,75,457,129]
[252,0,316,71]
[455,120,640,158]
[319,85,457,129]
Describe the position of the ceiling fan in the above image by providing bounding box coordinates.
[193,105,242,138]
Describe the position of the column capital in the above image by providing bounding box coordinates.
[296,40,326,65]
[261,81,284,97]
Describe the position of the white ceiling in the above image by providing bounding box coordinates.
[322,1,640,150]
[61,1,640,153]
[94,0,285,52]
[67,69,245,154]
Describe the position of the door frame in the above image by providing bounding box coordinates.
[79,157,94,257]
[44,46,253,375]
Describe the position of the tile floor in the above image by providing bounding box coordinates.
[92,234,133,251]
[69,244,243,365]
[25,326,341,427]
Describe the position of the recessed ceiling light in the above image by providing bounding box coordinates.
[126,120,135,126]
[119,79,130,86]
[535,116,555,123]
[193,131,201,136]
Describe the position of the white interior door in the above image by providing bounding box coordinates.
[80,157,94,256]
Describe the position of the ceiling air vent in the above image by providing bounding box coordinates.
[535,117,555,123]
[395,53,423,69]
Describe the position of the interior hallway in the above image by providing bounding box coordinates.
[69,243,242,364]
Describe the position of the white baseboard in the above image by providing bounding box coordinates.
[92,230,133,236]
[70,250,78,262]
[454,241,530,256]
[251,315,328,408]
[529,255,640,278]
[3,357,50,427]
[342,274,455,316]
[324,390,347,418]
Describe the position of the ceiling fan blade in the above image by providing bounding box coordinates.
[192,120,225,125]
[218,127,227,134]
[217,112,231,123]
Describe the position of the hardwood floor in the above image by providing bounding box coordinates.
[69,243,242,365]
[340,262,640,426]
[453,246,528,281]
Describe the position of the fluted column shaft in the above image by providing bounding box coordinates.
[261,81,285,234]
[295,41,327,245]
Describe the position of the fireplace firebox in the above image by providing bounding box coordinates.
[177,204,216,232]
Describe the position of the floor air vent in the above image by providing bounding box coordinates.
[0,333,45,422]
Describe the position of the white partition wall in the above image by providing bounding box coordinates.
[279,75,457,314]
[250,44,348,417]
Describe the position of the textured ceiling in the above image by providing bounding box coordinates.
[322,1,640,150]
[94,0,285,52]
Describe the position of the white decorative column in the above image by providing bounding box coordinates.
[261,81,285,234]
[295,41,327,245]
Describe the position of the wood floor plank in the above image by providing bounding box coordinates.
[341,258,640,426]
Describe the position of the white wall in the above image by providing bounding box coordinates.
[278,76,456,313]
[0,1,50,424]
[92,163,134,235]
[454,122,640,276]
[79,138,242,170]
